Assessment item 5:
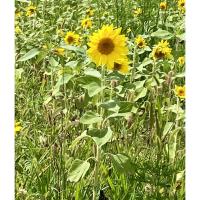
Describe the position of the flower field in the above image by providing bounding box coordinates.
[15,0,185,199]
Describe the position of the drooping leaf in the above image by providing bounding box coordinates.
[55,74,74,88]
[18,48,40,62]
[168,128,181,163]
[67,159,90,182]
[84,68,101,78]
[151,29,173,39]
[134,87,147,101]
[87,127,112,147]
[80,111,103,124]
[162,122,174,140]
[110,153,134,174]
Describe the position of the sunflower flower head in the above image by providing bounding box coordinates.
[133,8,142,16]
[26,5,36,17]
[135,35,146,48]
[108,57,129,74]
[81,18,92,29]
[178,56,185,65]
[15,122,22,135]
[87,25,128,69]
[152,40,172,60]
[86,8,94,17]
[160,2,167,10]
[53,47,65,56]
[178,0,185,13]
[64,31,80,46]
[175,85,185,99]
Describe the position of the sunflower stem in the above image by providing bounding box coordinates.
[93,145,100,200]
[130,46,137,83]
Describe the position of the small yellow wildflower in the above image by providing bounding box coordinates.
[53,48,65,56]
[15,26,22,34]
[26,5,36,17]
[15,122,22,134]
[81,18,92,29]
[178,0,185,13]
[64,31,80,46]
[86,8,94,17]
[160,2,167,10]
[133,8,142,16]
[152,40,172,60]
[175,85,185,99]
[178,56,185,65]
[135,35,146,48]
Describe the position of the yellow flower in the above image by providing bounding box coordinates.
[108,57,129,74]
[26,5,36,17]
[175,85,185,99]
[135,35,146,48]
[178,56,185,65]
[15,26,22,34]
[81,18,92,29]
[160,2,167,10]
[178,0,185,13]
[15,10,22,18]
[15,122,22,134]
[86,8,94,17]
[56,29,64,37]
[42,45,48,49]
[53,48,65,56]
[133,8,142,16]
[64,31,80,45]
[152,40,172,60]
[87,25,128,69]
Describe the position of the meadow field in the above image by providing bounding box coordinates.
[15,0,185,199]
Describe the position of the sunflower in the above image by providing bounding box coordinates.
[26,5,36,17]
[87,25,128,68]
[175,85,185,99]
[133,8,142,16]
[81,18,92,29]
[108,57,129,74]
[15,122,22,135]
[178,0,185,13]
[135,35,146,48]
[152,40,172,60]
[53,48,65,56]
[86,8,94,17]
[64,31,80,45]
[178,56,185,65]
[160,2,167,10]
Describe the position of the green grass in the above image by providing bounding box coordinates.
[15,0,185,199]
